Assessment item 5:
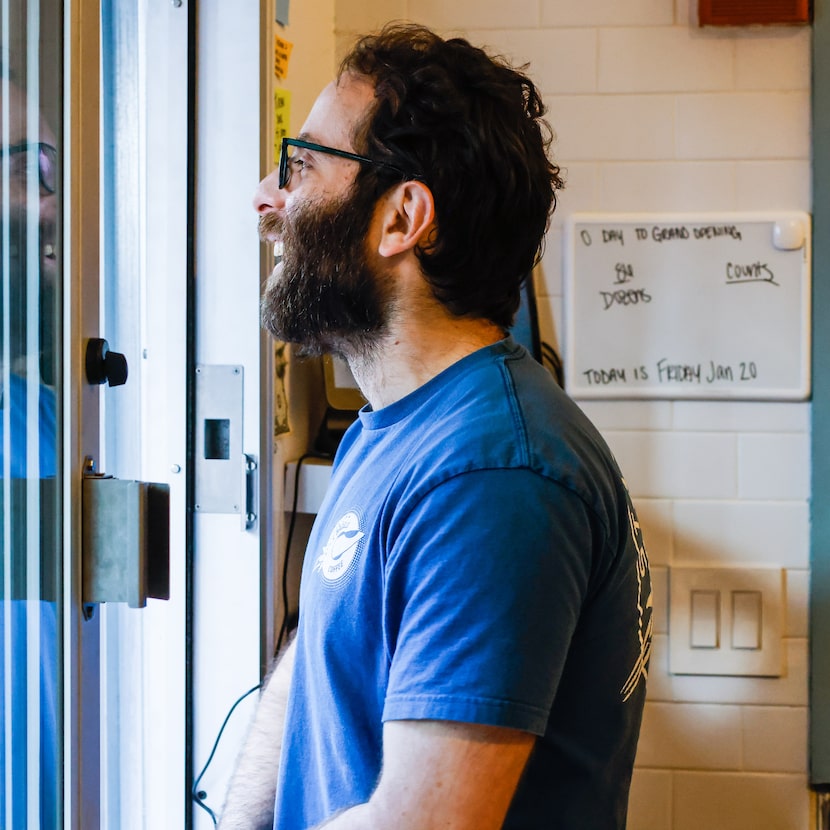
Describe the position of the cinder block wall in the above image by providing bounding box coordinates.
[334,2,812,827]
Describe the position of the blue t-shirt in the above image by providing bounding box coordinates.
[275,340,652,830]
[0,599,59,828]
[0,375,59,827]
[0,374,57,478]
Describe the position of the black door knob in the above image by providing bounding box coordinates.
[86,338,129,387]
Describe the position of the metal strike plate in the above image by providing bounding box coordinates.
[194,364,244,514]
[82,475,170,608]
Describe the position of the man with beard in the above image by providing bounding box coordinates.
[0,77,60,829]
[219,24,651,830]
[2,78,58,476]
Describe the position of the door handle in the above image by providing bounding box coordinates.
[85,337,129,386]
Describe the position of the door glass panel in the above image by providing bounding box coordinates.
[0,0,62,826]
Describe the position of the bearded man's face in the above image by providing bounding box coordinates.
[259,177,391,358]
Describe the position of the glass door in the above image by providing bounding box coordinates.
[0,0,191,824]
[98,0,189,826]
[0,0,65,826]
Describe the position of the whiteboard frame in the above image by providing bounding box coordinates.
[562,211,812,402]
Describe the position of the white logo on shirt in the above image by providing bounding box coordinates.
[313,511,365,582]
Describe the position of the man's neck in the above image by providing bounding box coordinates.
[346,311,505,410]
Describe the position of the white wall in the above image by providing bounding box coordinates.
[331,2,812,828]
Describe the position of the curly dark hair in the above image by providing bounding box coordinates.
[340,23,564,330]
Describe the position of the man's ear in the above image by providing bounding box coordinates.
[376,180,435,258]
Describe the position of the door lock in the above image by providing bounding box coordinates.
[85,337,128,387]
[82,457,170,609]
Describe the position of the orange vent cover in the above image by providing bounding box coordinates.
[699,0,812,25]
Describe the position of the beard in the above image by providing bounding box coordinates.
[2,209,59,386]
[259,178,391,358]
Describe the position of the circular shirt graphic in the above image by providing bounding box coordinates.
[313,510,365,583]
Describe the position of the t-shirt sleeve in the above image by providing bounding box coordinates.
[382,467,602,735]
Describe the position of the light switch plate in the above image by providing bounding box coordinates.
[669,566,785,676]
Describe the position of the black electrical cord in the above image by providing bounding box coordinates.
[275,451,328,653]
[192,450,332,821]
[191,682,262,825]
[192,451,324,820]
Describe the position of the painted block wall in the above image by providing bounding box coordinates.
[332,2,812,828]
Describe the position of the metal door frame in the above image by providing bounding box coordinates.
[64,0,101,826]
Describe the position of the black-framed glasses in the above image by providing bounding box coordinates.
[279,137,414,190]
[2,142,58,194]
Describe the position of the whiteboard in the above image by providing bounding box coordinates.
[563,212,811,401]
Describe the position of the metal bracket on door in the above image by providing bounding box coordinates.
[194,364,243,514]
[194,364,258,531]
[82,457,170,612]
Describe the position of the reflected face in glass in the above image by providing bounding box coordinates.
[1,82,59,384]
[3,81,58,286]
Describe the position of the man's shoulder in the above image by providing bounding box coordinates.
[440,343,617,481]
[346,342,622,512]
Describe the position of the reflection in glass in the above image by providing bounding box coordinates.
[0,1,62,826]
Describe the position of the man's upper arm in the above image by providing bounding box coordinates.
[384,470,592,734]
[318,719,534,830]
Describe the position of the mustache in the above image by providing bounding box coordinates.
[1,216,57,261]
[258,212,283,242]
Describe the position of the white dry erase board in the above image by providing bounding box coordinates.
[563,212,811,401]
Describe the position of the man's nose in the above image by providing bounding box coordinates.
[253,167,285,215]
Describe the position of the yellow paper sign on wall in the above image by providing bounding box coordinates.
[275,88,292,164]
[274,34,294,80]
